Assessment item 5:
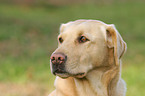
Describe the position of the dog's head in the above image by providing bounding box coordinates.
[50,20,127,78]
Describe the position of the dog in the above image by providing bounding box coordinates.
[49,20,127,96]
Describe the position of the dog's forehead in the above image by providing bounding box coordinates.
[65,20,106,28]
[60,20,107,40]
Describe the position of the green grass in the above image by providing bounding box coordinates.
[0,1,145,96]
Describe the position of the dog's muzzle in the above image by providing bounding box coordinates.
[50,53,67,75]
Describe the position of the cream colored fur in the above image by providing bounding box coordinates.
[49,20,127,96]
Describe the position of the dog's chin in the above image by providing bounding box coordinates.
[73,72,86,78]
[56,72,86,79]
[55,73,70,79]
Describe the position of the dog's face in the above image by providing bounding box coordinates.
[50,20,126,78]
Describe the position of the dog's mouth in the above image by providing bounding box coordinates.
[53,69,68,78]
[52,65,86,78]
[54,71,86,79]
[73,72,86,78]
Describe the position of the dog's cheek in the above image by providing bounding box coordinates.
[79,53,93,68]
[86,46,101,66]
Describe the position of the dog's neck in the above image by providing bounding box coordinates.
[54,65,121,96]
[74,66,120,96]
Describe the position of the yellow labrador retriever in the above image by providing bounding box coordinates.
[49,20,127,96]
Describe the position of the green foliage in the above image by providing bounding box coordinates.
[0,1,145,96]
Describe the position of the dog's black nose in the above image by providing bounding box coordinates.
[50,53,67,74]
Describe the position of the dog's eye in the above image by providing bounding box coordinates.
[59,37,63,43]
[79,36,89,43]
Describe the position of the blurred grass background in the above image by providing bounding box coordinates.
[0,0,145,96]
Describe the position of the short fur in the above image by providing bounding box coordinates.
[49,20,127,96]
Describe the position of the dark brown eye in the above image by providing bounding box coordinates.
[79,36,89,43]
[59,37,63,43]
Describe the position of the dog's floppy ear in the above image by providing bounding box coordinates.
[106,24,127,65]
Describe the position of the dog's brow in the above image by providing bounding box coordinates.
[58,33,65,38]
[58,35,61,38]
[77,31,84,36]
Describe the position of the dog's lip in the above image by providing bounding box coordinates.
[75,73,85,75]
[54,72,86,79]
[55,73,69,79]
[73,72,86,78]
[53,70,67,75]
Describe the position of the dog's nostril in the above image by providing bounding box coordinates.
[58,57,61,61]
[51,57,55,61]
[58,57,64,61]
